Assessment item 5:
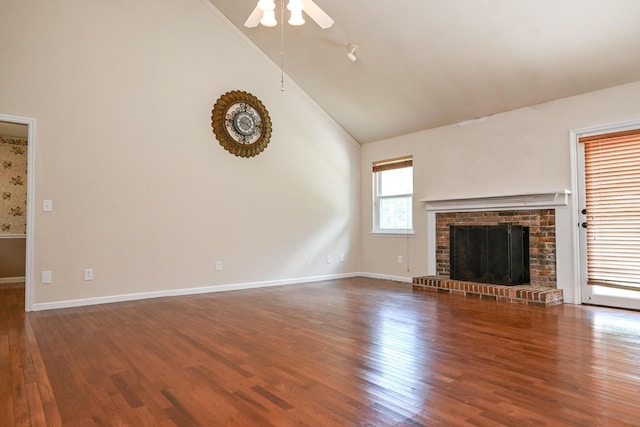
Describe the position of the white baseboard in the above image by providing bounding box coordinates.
[30,272,363,311]
[358,272,414,283]
[0,276,25,284]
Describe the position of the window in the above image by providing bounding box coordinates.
[580,130,640,290]
[372,156,413,234]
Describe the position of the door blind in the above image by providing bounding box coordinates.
[580,130,640,290]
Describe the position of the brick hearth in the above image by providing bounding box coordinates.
[412,276,563,307]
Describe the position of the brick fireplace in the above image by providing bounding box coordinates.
[437,209,556,287]
[414,192,570,307]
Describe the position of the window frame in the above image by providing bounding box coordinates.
[371,156,415,236]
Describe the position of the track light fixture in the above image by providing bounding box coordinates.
[347,43,359,62]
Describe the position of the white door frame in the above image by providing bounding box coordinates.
[0,113,35,311]
[570,118,640,309]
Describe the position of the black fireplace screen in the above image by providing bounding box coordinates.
[449,225,530,286]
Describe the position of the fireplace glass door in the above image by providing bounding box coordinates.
[450,225,529,286]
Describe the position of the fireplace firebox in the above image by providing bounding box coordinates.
[449,225,530,286]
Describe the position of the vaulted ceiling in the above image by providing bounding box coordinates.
[210,0,640,143]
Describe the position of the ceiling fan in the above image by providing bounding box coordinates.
[244,0,334,29]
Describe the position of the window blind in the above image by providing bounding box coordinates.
[372,156,413,173]
[580,130,640,290]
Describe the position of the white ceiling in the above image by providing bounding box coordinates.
[210,0,640,143]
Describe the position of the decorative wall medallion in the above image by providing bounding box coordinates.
[211,90,272,158]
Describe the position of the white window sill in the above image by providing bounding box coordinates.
[370,230,415,237]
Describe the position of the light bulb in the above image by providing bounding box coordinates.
[260,9,277,27]
[288,9,305,26]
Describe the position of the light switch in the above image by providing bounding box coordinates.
[43,200,53,212]
[41,270,52,284]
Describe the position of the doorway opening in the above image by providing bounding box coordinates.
[0,114,35,311]
[573,119,640,310]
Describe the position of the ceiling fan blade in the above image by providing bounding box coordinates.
[301,0,334,29]
[244,4,262,28]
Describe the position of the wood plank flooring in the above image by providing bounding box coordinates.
[0,283,61,427]
[2,277,640,426]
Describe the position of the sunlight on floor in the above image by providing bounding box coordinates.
[593,285,640,300]
[365,303,432,414]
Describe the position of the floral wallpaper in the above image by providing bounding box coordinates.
[0,136,27,234]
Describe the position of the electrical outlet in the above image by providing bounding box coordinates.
[339,253,345,263]
[84,268,93,281]
[326,255,333,264]
[215,261,223,271]
[397,255,403,264]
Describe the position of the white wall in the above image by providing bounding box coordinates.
[361,81,640,303]
[0,0,360,308]
[4,0,640,308]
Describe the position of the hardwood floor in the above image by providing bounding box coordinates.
[1,283,61,426]
[2,277,640,426]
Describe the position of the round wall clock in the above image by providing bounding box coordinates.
[211,90,272,158]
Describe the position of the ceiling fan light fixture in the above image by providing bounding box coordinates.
[347,43,359,62]
[260,9,277,27]
[287,0,305,25]
[257,0,275,11]
[245,0,333,29]
[286,0,304,11]
[288,9,305,26]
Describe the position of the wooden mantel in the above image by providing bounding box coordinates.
[420,190,571,212]
[421,190,572,276]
